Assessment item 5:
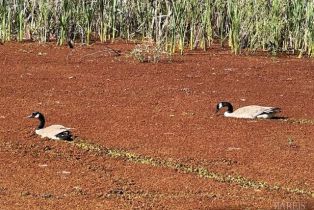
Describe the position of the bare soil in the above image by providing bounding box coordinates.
[0,42,313,209]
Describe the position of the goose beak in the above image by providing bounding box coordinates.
[26,115,34,118]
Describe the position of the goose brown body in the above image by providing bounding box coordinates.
[216,102,281,119]
[27,112,72,140]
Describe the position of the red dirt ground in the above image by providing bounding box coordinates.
[0,42,313,209]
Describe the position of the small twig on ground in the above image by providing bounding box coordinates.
[66,45,121,64]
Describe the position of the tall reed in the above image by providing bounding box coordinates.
[0,0,314,56]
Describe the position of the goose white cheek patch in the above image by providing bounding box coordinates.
[35,113,40,118]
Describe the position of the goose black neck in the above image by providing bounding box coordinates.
[37,114,45,129]
[222,102,233,113]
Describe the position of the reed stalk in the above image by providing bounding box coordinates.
[1,0,314,56]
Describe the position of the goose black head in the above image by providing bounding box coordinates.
[27,112,45,129]
[27,112,42,119]
[216,102,233,113]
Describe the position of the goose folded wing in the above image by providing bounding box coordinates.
[233,106,278,118]
[37,125,72,139]
[260,107,281,114]
[55,130,72,140]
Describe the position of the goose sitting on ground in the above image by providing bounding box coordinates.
[216,101,281,119]
[27,112,73,140]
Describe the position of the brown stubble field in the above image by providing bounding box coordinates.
[0,42,313,209]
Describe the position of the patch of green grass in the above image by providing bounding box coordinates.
[73,139,313,198]
[282,118,314,125]
[74,141,102,152]
[106,189,216,200]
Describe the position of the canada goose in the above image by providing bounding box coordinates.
[27,112,73,140]
[216,102,281,119]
